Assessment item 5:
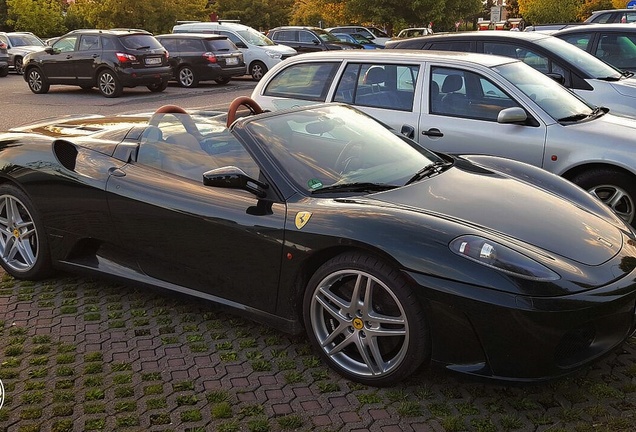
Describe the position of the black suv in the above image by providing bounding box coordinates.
[22,29,172,97]
[267,26,362,53]
[155,34,246,87]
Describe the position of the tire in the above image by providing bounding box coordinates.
[0,184,52,280]
[571,168,636,228]
[249,61,267,81]
[215,77,231,85]
[14,56,24,75]
[97,70,123,98]
[0,67,8,77]
[26,68,50,94]
[303,252,429,386]
[178,66,198,88]
[147,80,168,92]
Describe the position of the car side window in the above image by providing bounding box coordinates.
[53,36,78,53]
[428,41,471,52]
[334,63,418,111]
[514,47,567,78]
[299,31,317,43]
[263,62,339,101]
[430,67,519,121]
[180,39,204,52]
[557,33,592,51]
[159,38,178,52]
[101,36,116,51]
[218,31,243,47]
[273,30,295,42]
[79,35,100,51]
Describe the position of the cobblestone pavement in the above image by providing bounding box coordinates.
[1,271,636,432]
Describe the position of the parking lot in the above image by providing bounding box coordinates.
[1,72,636,432]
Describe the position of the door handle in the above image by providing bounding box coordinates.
[422,128,444,138]
[92,54,99,58]
[66,55,73,59]
[108,167,126,177]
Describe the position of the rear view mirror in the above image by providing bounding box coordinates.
[497,107,527,124]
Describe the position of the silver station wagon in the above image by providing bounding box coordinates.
[251,50,636,227]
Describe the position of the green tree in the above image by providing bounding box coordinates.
[577,0,614,21]
[518,0,580,24]
[213,0,294,30]
[6,0,66,37]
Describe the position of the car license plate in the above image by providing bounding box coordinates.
[227,57,238,65]
[145,57,161,65]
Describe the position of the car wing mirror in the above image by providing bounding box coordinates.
[497,107,527,124]
[235,41,247,49]
[45,47,55,54]
[313,39,320,45]
[400,125,415,139]
[203,166,268,198]
[545,73,565,85]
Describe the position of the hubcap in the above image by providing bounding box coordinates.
[310,270,408,378]
[0,195,38,272]
[588,184,635,224]
[99,73,115,96]
[180,69,193,86]
[28,72,42,91]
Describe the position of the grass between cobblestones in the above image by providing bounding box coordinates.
[1,271,636,431]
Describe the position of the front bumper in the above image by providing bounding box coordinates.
[408,269,636,381]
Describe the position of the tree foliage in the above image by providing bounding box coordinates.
[518,0,580,24]
[6,0,65,37]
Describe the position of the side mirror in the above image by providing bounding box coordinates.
[400,125,415,139]
[203,166,268,198]
[234,41,247,49]
[312,39,320,45]
[497,107,527,124]
[45,47,55,54]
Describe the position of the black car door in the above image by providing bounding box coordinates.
[105,128,286,313]
[74,34,102,82]
[43,35,80,82]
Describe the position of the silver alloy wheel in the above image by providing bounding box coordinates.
[588,184,635,224]
[99,72,116,96]
[179,67,194,87]
[14,57,23,74]
[28,70,43,92]
[0,194,38,273]
[250,62,266,81]
[309,269,409,378]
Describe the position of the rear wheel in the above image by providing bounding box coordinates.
[571,168,636,227]
[14,56,24,74]
[26,68,50,94]
[215,77,231,85]
[0,184,52,279]
[0,67,8,77]
[178,66,197,88]
[303,252,429,386]
[147,80,168,92]
[98,70,123,98]
[249,61,267,81]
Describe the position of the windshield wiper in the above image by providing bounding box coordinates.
[405,161,453,185]
[598,75,622,81]
[311,182,397,194]
[134,45,151,50]
[558,107,607,123]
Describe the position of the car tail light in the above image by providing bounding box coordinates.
[116,52,137,63]
[202,52,217,63]
[0,42,6,49]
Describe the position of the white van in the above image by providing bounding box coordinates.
[172,21,297,80]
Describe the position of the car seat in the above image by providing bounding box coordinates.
[440,74,467,115]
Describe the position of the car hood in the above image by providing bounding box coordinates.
[610,76,636,97]
[268,44,297,55]
[369,160,622,266]
[11,45,44,54]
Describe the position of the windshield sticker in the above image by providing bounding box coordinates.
[295,211,312,230]
[308,179,323,190]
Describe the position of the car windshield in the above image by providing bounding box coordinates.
[494,62,595,120]
[368,27,389,38]
[536,36,622,79]
[237,28,275,46]
[8,34,44,47]
[314,28,341,42]
[243,105,443,193]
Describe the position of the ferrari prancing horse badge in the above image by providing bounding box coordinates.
[295,211,312,229]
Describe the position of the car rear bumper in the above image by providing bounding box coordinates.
[117,66,172,86]
[198,64,247,81]
[408,268,636,381]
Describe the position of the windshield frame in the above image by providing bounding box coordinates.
[536,36,622,79]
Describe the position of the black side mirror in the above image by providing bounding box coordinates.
[203,166,268,198]
[45,47,55,54]
[546,73,565,85]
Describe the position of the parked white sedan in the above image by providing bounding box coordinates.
[251,50,636,227]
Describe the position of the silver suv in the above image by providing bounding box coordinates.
[252,50,636,226]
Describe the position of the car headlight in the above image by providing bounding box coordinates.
[266,51,282,59]
[449,235,560,281]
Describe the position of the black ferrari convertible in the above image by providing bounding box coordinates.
[1,97,635,386]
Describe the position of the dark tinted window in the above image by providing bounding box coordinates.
[179,38,204,51]
[79,35,100,51]
[204,39,238,51]
[556,33,592,51]
[120,34,163,50]
[272,30,295,42]
[102,36,117,50]
[158,38,178,52]
[428,41,471,51]
[299,31,318,43]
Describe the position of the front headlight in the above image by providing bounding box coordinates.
[266,51,282,59]
[449,235,560,281]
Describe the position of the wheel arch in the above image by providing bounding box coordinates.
[562,162,636,184]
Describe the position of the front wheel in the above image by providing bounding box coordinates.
[249,61,267,81]
[98,70,123,98]
[571,169,636,227]
[14,57,24,75]
[0,184,52,279]
[178,66,197,88]
[26,69,50,94]
[215,77,231,85]
[303,252,429,386]
[147,80,168,92]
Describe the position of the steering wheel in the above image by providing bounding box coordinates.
[226,96,263,128]
[149,104,200,137]
[335,140,365,174]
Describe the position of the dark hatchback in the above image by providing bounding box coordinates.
[0,40,8,77]
[267,26,363,53]
[22,29,172,98]
[156,33,246,87]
